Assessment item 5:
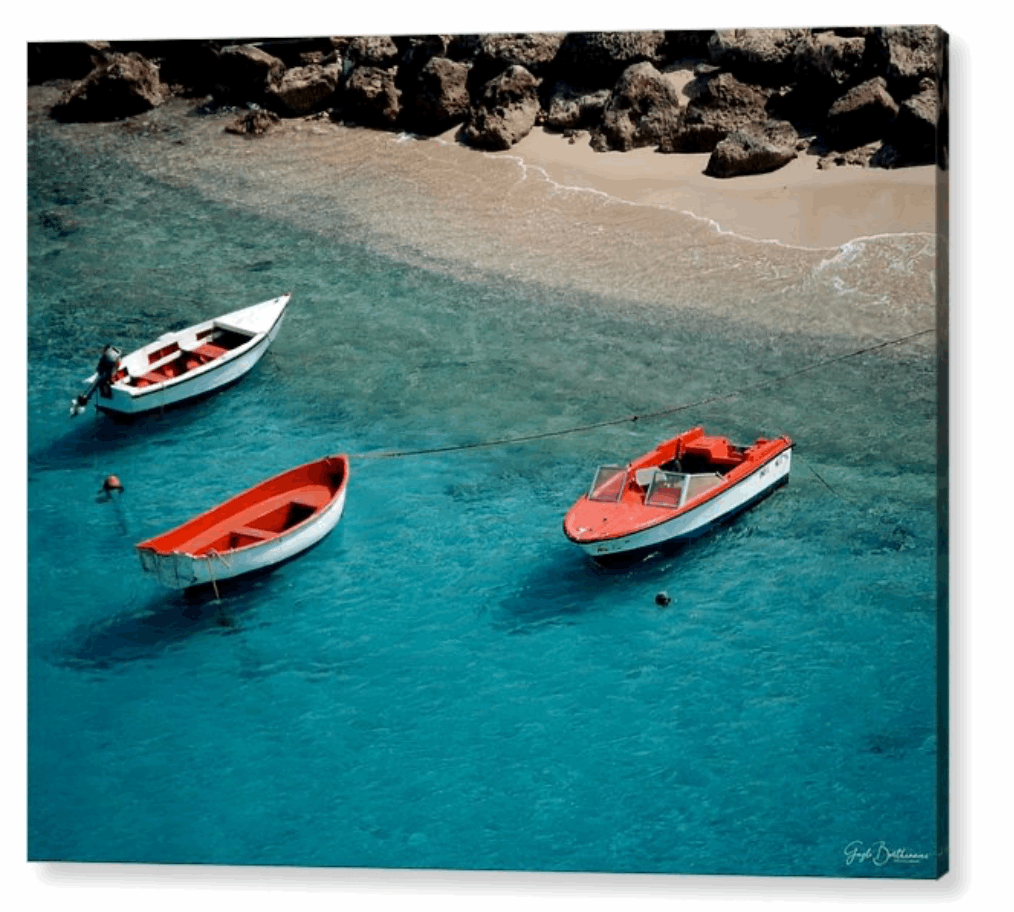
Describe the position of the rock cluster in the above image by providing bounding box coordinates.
[31,27,947,177]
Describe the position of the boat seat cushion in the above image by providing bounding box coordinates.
[192,342,228,360]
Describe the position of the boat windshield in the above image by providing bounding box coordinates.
[588,465,627,502]
[685,472,724,501]
[644,471,687,508]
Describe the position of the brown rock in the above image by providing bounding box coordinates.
[825,76,899,151]
[213,45,285,104]
[544,82,610,131]
[476,33,564,75]
[554,32,668,88]
[705,129,797,177]
[346,36,400,70]
[51,52,167,122]
[708,28,809,84]
[402,56,471,134]
[342,66,401,127]
[660,71,770,153]
[793,31,868,89]
[224,109,281,136]
[267,63,341,115]
[461,65,540,150]
[881,78,940,166]
[868,26,941,95]
[591,61,681,152]
[397,36,451,82]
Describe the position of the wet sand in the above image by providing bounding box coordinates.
[499,127,938,249]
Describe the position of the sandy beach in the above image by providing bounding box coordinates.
[28,83,941,342]
[499,127,939,250]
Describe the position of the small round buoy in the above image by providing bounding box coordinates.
[102,474,124,494]
[655,591,671,607]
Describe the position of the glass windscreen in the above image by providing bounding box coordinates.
[644,471,686,508]
[685,473,724,501]
[588,465,627,502]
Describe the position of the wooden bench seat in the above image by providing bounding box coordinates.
[185,486,333,555]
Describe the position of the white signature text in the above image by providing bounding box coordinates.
[844,840,930,867]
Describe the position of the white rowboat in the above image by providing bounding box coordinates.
[72,293,291,416]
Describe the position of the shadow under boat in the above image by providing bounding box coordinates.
[49,514,345,672]
[29,391,227,473]
[492,485,790,633]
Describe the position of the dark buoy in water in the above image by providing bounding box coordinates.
[102,474,124,495]
[655,591,671,607]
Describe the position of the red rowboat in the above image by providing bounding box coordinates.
[136,454,350,589]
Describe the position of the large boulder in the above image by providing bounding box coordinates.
[401,56,471,134]
[825,76,899,150]
[50,52,167,122]
[395,35,451,83]
[705,129,797,177]
[266,63,341,115]
[868,26,942,97]
[880,77,940,166]
[213,45,285,105]
[591,61,681,151]
[470,33,564,87]
[544,81,610,131]
[346,35,400,70]
[793,31,868,92]
[554,31,668,88]
[660,71,770,152]
[461,65,540,150]
[708,28,809,85]
[341,65,401,127]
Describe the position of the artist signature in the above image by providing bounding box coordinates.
[844,840,931,867]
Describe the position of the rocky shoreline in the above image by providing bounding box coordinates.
[29,27,947,179]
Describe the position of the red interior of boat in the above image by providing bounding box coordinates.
[564,428,790,542]
[130,329,248,388]
[137,457,349,557]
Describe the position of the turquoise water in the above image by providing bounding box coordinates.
[27,109,944,877]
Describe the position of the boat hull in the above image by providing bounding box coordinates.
[88,294,289,416]
[136,454,349,590]
[566,439,792,560]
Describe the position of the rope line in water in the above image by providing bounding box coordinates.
[353,327,935,461]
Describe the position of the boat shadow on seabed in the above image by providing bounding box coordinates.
[29,394,219,474]
[49,573,274,673]
[491,541,698,635]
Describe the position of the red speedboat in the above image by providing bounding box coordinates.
[564,427,792,560]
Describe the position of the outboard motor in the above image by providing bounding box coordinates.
[70,344,122,416]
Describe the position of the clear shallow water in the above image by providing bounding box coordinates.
[27,108,943,877]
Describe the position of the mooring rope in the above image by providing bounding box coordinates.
[353,328,936,461]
